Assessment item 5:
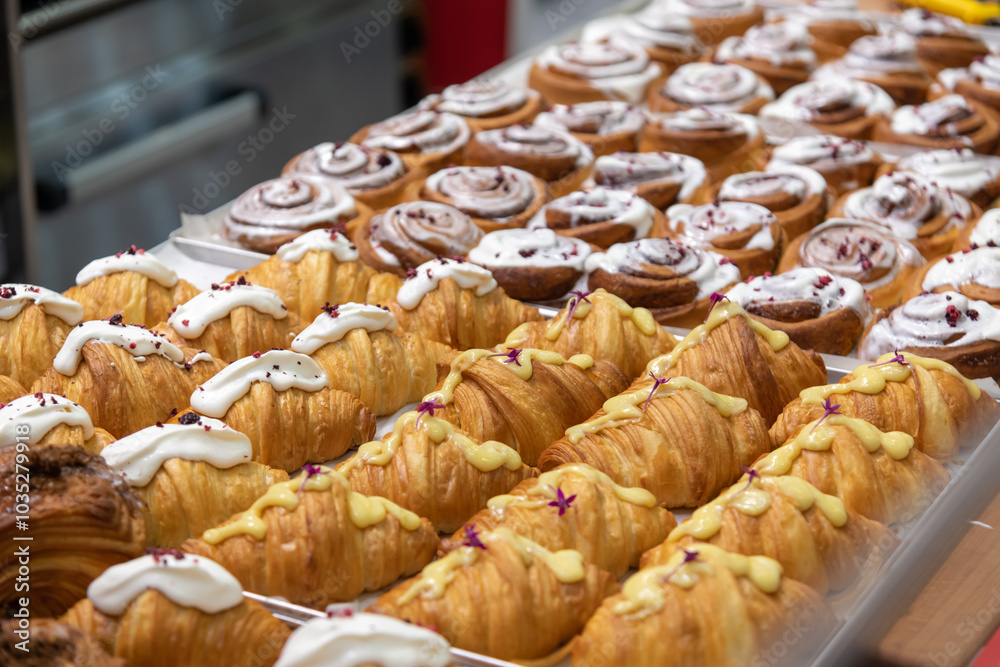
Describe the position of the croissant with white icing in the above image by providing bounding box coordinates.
[182,467,440,608]
[441,463,676,578]
[770,351,1000,461]
[0,284,82,387]
[537,376,771,508]
[0,393,115,453]
[503,288,676,381]
[572,543,836,667]
[369,527,618,660]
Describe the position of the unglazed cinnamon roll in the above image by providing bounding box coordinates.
[652,0,765,45]
[899,9,989,75]
[647,62,774,114]
[813,32,931,106]
[349,109,471,176]
[533,101,646,156]
[415,165,549,232]
[352,201,483,275]
[585,237,742,326]
[858,291,1000,380]
[526,186,665,248]
[726,268,873,355]
[222,176,371,254]
[419,79,544,132]
[593,151,708,211]
[713,21,818,95]
[663,201,786,278]
[581,10,707,74]
[782,0,876,63]
[528,38,664,105]
[759,77,896,140]
[768,134,883,196]
[935,56,1000,116]
[872,94,1000,154]
[467,228,592,301]
[639,108,765,181]
[281,142,416,211]
[464,125,594,198]
[778,218,925,308]
[957,208,1000,249]
[829,171,980,261]
[882,149,1000,209]
[905,246,1000,307]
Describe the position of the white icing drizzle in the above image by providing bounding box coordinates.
[900,7,974,38]
[424,166,542,221]
[654,106,761,141]
[890,95,979,139]
[425,79,533,119]
[816,31,925,79]
[923,247,1000,292]
[528,187,658,239]
[661,62,774,111]
[720,164,828,207]
[769,134,878,170]
[474,125,594,171]
[895,149,1000,203]
[99,417,252,486]
[533,101,646,138]
[0,394,94,445]
[285,143,405,193]
[291,303,397,354]
[363,110,471,156]
[190,350,329,418]
[657,0,757,18]
[225,176,358,241]
[726,267,872,319]
[87,553,244,615]
[468,228,591,271]
[715,21,816,69]
[369,201,483,264]
[666,201,778,251]
[53,321,185,376]
[938,56,1000,94]
[759,77,895,124]
[395,258,498,310]
[536,38,664,104]
[594,151,707,202]
[582,11,704,54]
[275,228,360,263]
[968,208,1000,248]
[167,282,288,338]
[75,248,179,288]
[0,284,83,324]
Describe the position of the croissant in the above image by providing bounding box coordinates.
[756,413,951,525]
[770,351,1000,461]
[538,376,772,507]
[0,444,147,617]
[154,279,301,363]
[100,416,289,548]
[226,228,402,322]
[425,347,630,466]
[440,463,677,577]
[178,349,375,471]
[0,284,82,386]
[182,466,440,608]
[64,247,199,326]
[368,527,618,660]
[0,393,115,453]
[572,543,837,667]
[61,553,291,667]
[388,257,543,350]
[291,302,452,416]
[31,320,225,438]
[337,412,536,532]
[0,618,124,667]
[0,375,24,403]
[503,288,677,381]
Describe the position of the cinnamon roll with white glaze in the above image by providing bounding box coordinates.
[934,55,1000,116]
[349,110,471,176]
[713,21,818,95]
[464,125,594,198]
[413,165,549,233]
[777,218,925,308]
[905,246,1000,307]
[533,101,646,157]
[782,0,876,63]
[812,32,931,106]
[526,186,665,248]
[872,94,1000,154]
[352,201,484,276]
[651,0,765,45]
[759,77,895,141]
[639,108,765,181]
[585,237,742,326]
[593,151,708,211]
[647,62,774,115]
[880,149,1000,209]
[957,208,1000,250]
[467,228,592,301]
[419,79,544,132]
[222,176,371,254]
[899,9,990,75]
[767,134,883,197]
[581,10,706,74]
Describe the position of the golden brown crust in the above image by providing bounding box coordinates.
[423,91,545,133]
[348,122,468,179]
[154,307,302,364]
[872,98,1000,154]
[639,120,766,182]
[31,423,117,455]
[0,306,73,388]
[688,7,766,46]
[662,210,787,280]
[527,62,664,107]
[916,35,990,76]
[0,618,124,667]
[463,130,594,199]
[904,255,1000,307]
[64,274,199,327]
[807,21,876,63]
[696,175,831,241]
[740,306,866,357]
[0,375,26,404]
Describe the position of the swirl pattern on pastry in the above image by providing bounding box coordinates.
[582,11,706,64]
[727,267,871,319]
[651,62,774,113]
[466,125,594,185]
[639,107,764,180]
[768,134,882,194]
[892,149,1000,207]
[424,80,538,120]
[422,166,547,230]
[594,151,707,209]
[819,31,925,76]
[715,20,817,71]
[529,187,660,242]
[760,77,895,128]
[890,95,994,142]
[921,246,1000,297]
[363,201,484,271]
[283,142,405,193]
[361,110,471,156]
[713,163,830,240]
[666,201,784,277]
[531,38,664,104]
[533,101,647,155]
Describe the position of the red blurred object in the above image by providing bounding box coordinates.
[424,0,508,92]
[974,626,1000,667]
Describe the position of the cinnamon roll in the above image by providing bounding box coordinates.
[759,77,896,140]
[464,125,594,198]
[528,38,664,105]
[352,201,484,275]
[713,21,818,95]
[957,208,1000,250]
[418,79,544,132]
[222,176,371,254]
[651,0,765,45]
[533,101,646,157]
[873,94,1000,154]
[726,267,873,355]
[415,165,549,232]
[349,109,471,176]
[526,186,665,248]
[647,62,775,115]
[593,151,708,211]
[934,56,1000,116]
[899,8,989,75]
[782,0,877,63]
[767,134,883,196]
[905,246,1000,307]
[581,10,707,74]
[813,32,931,106]
[639,108,765,181]
[585,237,742,326]
[467,228,592,301]
[858,291,1000,381]
[830,171,980,260]
[777,218,926,308]
[663,201,786,278]
[881,148,1000,209]
[282,142,416,211]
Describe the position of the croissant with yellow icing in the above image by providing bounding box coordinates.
[337,413,536,533]
[572,544,836,667]
[182,467,440,608]
[502,288,677,381]
[0,284,83,387]
[0,393,115,453]
[770,352,999,461]
[537,376,771,508]
[368,527,618,660]
[0,375,24,404]
[440,463,676,578]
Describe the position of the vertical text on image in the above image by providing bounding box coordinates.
[10,423,32,653]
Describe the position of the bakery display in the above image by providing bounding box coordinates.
[713,20,818,95]
[525,186,664,248]
[647,62,775,115]
[813,31,931,106]
[533,100,647,156]
[758,76,895,140]
[640,107,766,180]
[872,94,1000,154]
[349,109,471,176]
[592,150,707,211]
[528,38,664,105]
[466,228,592,300]
[0,284,81,387]
[418,79,543,132]
[767,134,883,196]
[0,393,115,452]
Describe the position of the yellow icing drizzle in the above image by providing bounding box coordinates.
[201,466,422,544]
[564,376,747,444]
[613,543,783,616]
[646,300,789,377]
[544,289,660,340]
[398,548,480,605]
[487,463,656,514]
